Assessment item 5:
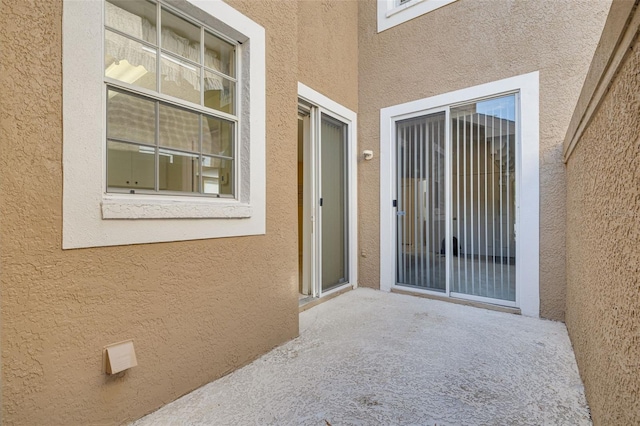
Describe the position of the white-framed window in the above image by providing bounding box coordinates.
[63,0,266,249]
[377,0,458,33]
[379,72,540,317]
[104,0,238,198]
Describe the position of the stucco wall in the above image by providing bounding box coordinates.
[357,0,610,320]
[297,0,359,112]
[565,33,640,425]
[0,0,299,424]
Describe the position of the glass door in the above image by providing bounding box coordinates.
[450,95,516,302]
[396,112,447,291]
[394,94,517,306]
[319,114,349,292]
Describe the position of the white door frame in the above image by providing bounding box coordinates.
[298,82,358,298]
[298,107,314,296]
[380,72,540,317]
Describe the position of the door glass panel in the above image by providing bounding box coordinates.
[450,94,516,301]
[396,113,447,292]
[321,114,348,292]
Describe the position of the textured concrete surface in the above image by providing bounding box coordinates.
[357,0,611,321]
[134,289,591,425]
[565,27,640,426]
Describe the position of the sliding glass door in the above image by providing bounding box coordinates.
[298,93,354,303]
[450,96,516,302]
[320,114,349,292]
[395,94,517,305]
[396,112,446,292]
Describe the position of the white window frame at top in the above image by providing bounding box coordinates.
[379,72,540,317]
[62,0,266,249]
[377,0,458,33]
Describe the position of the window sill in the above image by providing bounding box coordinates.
[101,195,252,219]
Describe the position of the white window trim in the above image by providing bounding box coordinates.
[377,0,458,33]
[379,71,540,317]
[62,0,265,249]
[297,82,359,294]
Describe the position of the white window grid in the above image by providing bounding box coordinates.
[104,0,239,198]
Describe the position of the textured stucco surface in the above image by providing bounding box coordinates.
[297,0,359,113]
[357,0,611,320]
[133,288,591,425]
[0,0,299,424]
[565,34,640,426]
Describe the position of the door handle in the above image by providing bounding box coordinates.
[397,211,406,216]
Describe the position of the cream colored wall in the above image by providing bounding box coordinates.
[357,0,611,320]
[565,12,640,425]
[297,0,359,112]
[0,0,299,424]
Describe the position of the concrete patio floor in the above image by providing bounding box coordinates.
[133,288,591,425]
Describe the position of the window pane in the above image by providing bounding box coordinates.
[107,141,155,190]
[202,116,233,157]
[107,90,156,145]
[158,103,199,152]
[204,31,235,77]
[159,149,199,193]
[105,30,157,91]
[202,156,233,195]
[204,72,235,115]
[161,8,200,63]
[105,0,157,44]
[160,53,200,104]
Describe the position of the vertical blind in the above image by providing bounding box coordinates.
[451,95,516,301]
[396,94,517,302]
[396,112,447,292]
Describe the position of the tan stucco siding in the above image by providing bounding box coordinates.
[565,34,640,426]
[0,0,299,424]
[297,0,359,113]
[357,0,610,320]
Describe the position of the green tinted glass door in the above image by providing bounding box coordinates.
[320,114,348,292]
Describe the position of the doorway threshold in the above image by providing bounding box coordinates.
[299,286,353,313]
[391,287,521,315]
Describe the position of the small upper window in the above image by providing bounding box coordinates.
[105,0,237,197]
[377,0,458,33]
